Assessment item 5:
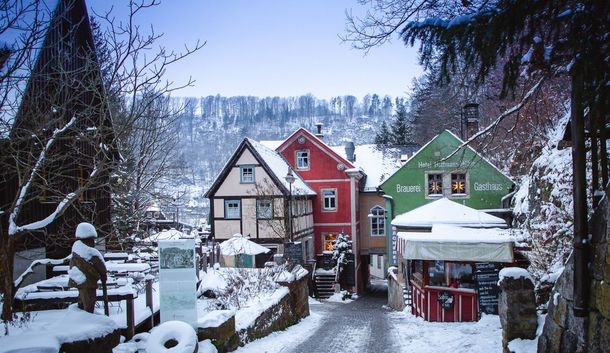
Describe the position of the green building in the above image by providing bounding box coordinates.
[379,130,514,265]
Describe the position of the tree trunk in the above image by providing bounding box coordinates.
[0,234,16,322]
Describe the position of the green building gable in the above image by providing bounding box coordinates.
[381,130,514,217]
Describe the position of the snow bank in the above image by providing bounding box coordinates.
[0,307,119,351]
[235,287,289,330]
[146,321,198,353]
[198,310,234,329]
[499,267,533,283]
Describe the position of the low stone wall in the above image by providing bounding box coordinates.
[538,186,610,353]
[387,267,406,311]
[197,268,310,352]
[61,329,121,353]
[198,313,240,353]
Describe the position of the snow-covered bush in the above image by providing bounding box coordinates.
[197,265,286,310]
[332,233,351,266]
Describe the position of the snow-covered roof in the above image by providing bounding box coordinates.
[247,138,315,196]
[391,197,507,228]
[330,144,419,191]
[140,228,193,243]
[396,224,515,262]
[259,140,283,150]
[219,234,271,256]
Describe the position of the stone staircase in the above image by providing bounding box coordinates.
[314,273,336,299]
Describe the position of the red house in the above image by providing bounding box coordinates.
[273,126,365,292]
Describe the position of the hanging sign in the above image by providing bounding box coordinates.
[159,239,197,328]
[438,290,455,310]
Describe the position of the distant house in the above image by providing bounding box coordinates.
[379,130,514,266]
[0,0,115,282]
[204,138,316,267]
[208,126,420,293]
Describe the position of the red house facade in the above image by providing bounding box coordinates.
[274,127,365,291]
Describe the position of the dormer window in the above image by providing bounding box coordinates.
[296,150,309,170]
[240,165,255,183]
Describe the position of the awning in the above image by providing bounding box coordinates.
[396,225,515,263]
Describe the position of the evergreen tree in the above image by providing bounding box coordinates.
[374,121,391,145]
[389,100,413,145]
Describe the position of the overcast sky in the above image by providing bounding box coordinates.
[88,0,422,99]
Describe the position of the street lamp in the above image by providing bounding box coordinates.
[284,168,296,242]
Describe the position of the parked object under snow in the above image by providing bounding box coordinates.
[146,320,198,353]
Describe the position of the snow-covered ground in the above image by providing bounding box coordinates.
[387,310,503,353]
[234,293,505,353]
[233,311,324,353]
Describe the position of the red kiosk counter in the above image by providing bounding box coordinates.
[396,224,519,322]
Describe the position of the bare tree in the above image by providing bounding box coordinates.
[0,0,202,322]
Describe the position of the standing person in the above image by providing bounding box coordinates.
[68,222,108,313]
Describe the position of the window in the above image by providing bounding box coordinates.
[296,150,309,170]
[451,173,467,194]
[240,166,255,183]
[427,173,443,196]
[323,233,337,252]
[224,200,241,219]
[321,189,337,211]
[369,205,385,237]
[257,199,273,219]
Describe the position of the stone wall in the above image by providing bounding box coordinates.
[538,188,610,353]
[387,267,406,311]
[498,269,537,352]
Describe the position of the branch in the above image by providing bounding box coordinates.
[8,117,77,236]
[442,77,545,161]
[14,255,71,289]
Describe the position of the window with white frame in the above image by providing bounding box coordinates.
[321,189,337,211]
[224,200,241,219]
[296,150,309,170]
[369,205,385,237]
[240,166,255,183]
[257,199,273,219]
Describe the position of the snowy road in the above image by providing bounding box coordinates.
[235,282,503,353]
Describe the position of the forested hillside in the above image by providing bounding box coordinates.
[166,94,401,226]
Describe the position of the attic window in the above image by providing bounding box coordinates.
[296,150,309,170]
[240,166,255,183]
[451,173,467,194]
[427,174,443,196]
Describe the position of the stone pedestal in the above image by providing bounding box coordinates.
[498,268,537,352]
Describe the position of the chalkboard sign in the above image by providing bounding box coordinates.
[283,242,303,265]
[343,253,355,286]
[475,262,500,316]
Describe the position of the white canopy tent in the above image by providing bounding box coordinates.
[219,234,271,256]
[392,198,507,228]
[396,224,515,263]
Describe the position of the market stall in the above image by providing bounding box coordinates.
[396,225,515,322]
